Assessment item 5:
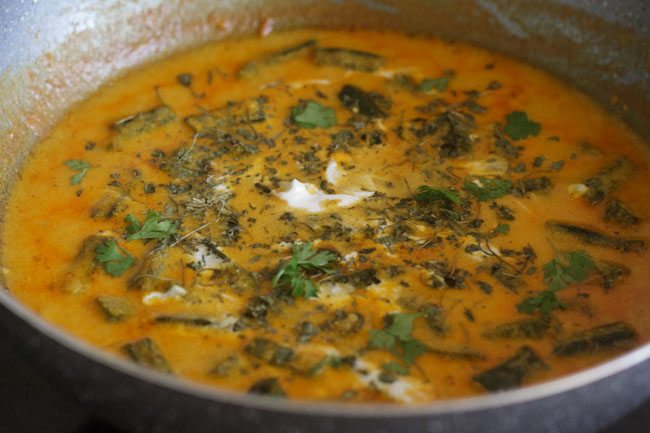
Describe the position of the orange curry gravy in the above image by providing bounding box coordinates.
[3,30,650,402]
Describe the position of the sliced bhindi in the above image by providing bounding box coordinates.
[315,47,385,72]
[111,106,176,149]
[186,97,267,134]
[546,221,645,253]
[123,337,173,373]
[238,39,316,77]
[473,346,545,392]
[248,377,286,397]
[483,316,552,340]
[597,261,630,291]
[553,322,636,356]
[96,295,133,322]
[62,234,113,294]
[244,337,294,366]
[604,200,640,227]
[338,85,387,119]
[154,315,223,328]
[128,249,169,291]
[582,157,634,205]
[90,192,129,219]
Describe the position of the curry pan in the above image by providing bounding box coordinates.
[1,1,649,432]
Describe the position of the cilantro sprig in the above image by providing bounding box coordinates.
[414,185,461,205]
[417,76,450,93]
[272,242,338,298]
[64,160,91,186]
[518,251,596,315]
[291,100,337,129]
[125,210,178,242]
[504,111,541,141]
[463,177,513,201]
[95,239,135,277]
[368,313,428,373]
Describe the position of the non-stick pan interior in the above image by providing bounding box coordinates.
[0,2,649,433]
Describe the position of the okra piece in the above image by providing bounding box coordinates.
[473,346,545,392]
[315,47,385,72]
[597,261,630,291]
[123,337,173,373]
[604,200,640,227]
[128,249,168,291]
[428,345,485,361]
[553,322,636,356]
[483,316,552,340]
[210,355,240,377]
[154,315,223,328]
[338,84,387,119]
[90,192,129,219]
[62,234,113,294]
[238,39,317,77]
[248,377,286,397]
[96,295,133,322]
[186,98,267,135]
[546,221,645,253]
[244,337,294,366]
[322,310,365,335]
[111,106,176,148]
[332,268,380,288]
[583,157,634,205]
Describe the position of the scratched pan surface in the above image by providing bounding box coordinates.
[0,1,649,433]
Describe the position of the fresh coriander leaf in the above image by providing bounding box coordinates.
[368,313,428,368]
[543,250,596,292]
[418,77,449,93]
[517,290,562,315]
[543,258,573,292]
[308,355,342,376]
[493,223,510,235]
[64,160,91,171]
[272,242,338,298]
[415,185,461,204]
[124,214,142,235]
[401,338,429,364]
[368,329,397,349]
[70,172,87,185]
[125,210,178,242]
[563,251,596,282]
[520,251,595,315]
[95,239,135,277]
[463,177,513,201]
[385,313,422,341]
[382,361,409,375]
[64,159,91,186]
[504,111,541,140]
[291,101,337,129]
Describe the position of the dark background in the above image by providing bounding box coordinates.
[0,324,647,433]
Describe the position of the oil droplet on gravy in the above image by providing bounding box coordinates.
[3,29,650,402]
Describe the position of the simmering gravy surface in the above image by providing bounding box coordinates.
[3,30,650,402]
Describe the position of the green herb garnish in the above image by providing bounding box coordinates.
[368,313,428,372]
[308,355,342,376]
[493,223,511,235]
[291,101,337,129]
[463,177,513,201]
[95,239,135,277]
[64,160,91,186]
[417,76,449,93]
[504,111,541,140]
[125,210,178,242]
[272,242,338,298]
[518,251,596,314]
[415,185,461,204]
